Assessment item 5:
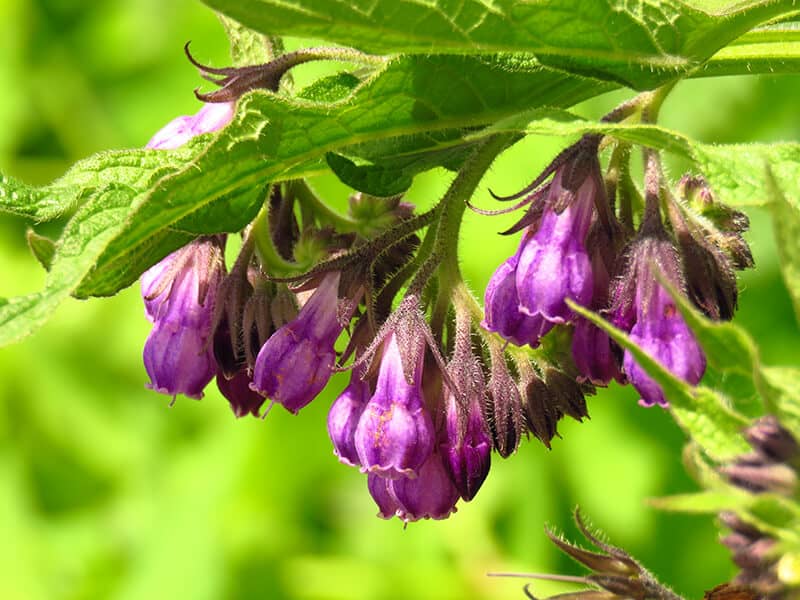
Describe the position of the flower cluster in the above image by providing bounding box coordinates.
[484,138,751,407]
[135,48,754,523]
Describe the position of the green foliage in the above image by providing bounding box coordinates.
[202,0,800,88]
[2,1,800,599]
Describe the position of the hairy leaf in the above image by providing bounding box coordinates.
[203,0,800,88]
[0,54,609,344]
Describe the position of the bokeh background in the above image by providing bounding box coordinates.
[1,1,799,599]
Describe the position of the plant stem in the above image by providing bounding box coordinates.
[434,134,517,288]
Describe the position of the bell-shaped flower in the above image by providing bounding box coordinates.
[216,368,265,418]
[251,272,350,414]
[482,239,553,347]
[440,359,491,501]
[611,222,706,407]
[141,236,225,400]
[391,451,460,522]
[354,331,435,479]
[327,370,371,467]
[515,168,595,325]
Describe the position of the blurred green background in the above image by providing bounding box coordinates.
[1,1,799,599]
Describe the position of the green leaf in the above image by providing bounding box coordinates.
[761,367,800,440]
[0,54,611,344]
[766,165,800,324]
[25,230,56,272]
[203,0,800,89]
[326,154,413,197]
[568,300,750,460]
[0,186,138,345]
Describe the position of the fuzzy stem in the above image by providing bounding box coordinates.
[435,134,517,288]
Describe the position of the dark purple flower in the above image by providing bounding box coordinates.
[354,331,435,479]
[391,451,460,522]
[146,102,235,150]
[515,168,595,324]
[440,363,491,501]
[251,272,348,414]
[328,370,371,467]
[217,369,265,418]
[571,223,623,386]
[611,225,706,407]
[482,238,553,347]
[141,237,225,400]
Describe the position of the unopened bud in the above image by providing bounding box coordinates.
[720,462,798,496]
[745,415,800,462]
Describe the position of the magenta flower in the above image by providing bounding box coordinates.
[327,370,371,467]
[251,272,349,414]
[141,237,225,400]
[354,331,435,479]
[611,224,706,407]
[440,363,492,501]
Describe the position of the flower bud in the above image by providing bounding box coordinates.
[486,353,525,458]
[745,415,800,463]
[251,272,351,414]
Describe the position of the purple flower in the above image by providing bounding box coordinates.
[515,168,595,324]
[354,332,435,479]
[216,369,265,418]
[482,238,553,347]
[390,451,460,522]
[367,474,402,520]
[571,224,623,386]
[611,225,706,407]
[141,237,225,400]
[623,284,706,407]
[328,370,371,467]
[146,102,235,150]
[440,363,492,501]
[251,272,348,414]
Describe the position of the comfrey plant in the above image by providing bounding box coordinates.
[3,1,800,597]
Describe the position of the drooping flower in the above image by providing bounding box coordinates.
[611,219,706,407]
[571,222,624,386]
[141,236,226,400]
[251,272,352,414]
[440,356,491,501]
[483,137,607,349]
[390,451,460,522]
[514,166,596,325]
[354,329,435,479]
[328,369,371,467]
[216,368,266,418]
[482,237,553,347]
